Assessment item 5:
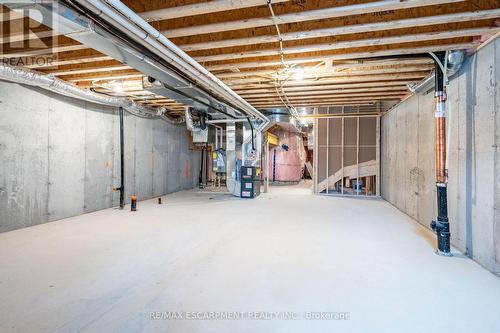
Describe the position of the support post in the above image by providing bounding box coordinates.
[430,51,451,256]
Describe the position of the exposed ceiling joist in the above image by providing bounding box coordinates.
[140,0,289,21]
[233,81,417,93]
[215,59,434,78]
[0,43,87,59]
[206,42,477,70]
[0,7,23,22]
[181,8,500,51]
[225,69,431,85]
[66,72,142,83]
[239,86,410,98]
[252,96,404,107]
[195,27,496,62]
[162,0,464,38]
[46,64,131,76]
[245,91,407,101]
[25,55,113,69]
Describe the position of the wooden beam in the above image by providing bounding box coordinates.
[0,43,87,59]
[215,59,434,78]
[229,73,427,90]
[251,96,407,104]
[252,96,405,107]
[180,8,500,51]
[0,7,24,22]
[64,71,142,82]
[258,102,376,108]
[162,0,464,38]
[241,86,410,98]
[195,27,497,62]
[45,63,130,76]
[25,54,113,69]
[140,0,289,22]
[0,28,55,44]
[205,42,477,70]
[245,91,407,102]
[223,67,432,85]
[234,80,417,93]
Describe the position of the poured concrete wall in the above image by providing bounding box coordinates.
[381,38,500,275]
[0,81,200,233]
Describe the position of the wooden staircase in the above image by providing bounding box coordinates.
[317,159,377,193]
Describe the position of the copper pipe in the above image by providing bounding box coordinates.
[431,51,451,256]
[434,92,447,184]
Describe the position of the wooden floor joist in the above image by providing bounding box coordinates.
[1,0,499,116]
[139,0,289,22]
[161,0,464,38]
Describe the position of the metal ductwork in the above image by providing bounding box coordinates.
[407,50,465,94]
[263,113,303,133]
[0,62,181,123]
[184,107,201,132]
[1,0,268,127]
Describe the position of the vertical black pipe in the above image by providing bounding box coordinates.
[430,52,451,255]
[199,146,204,188]
[119,107,125,209]
[205,142,209,186]
[272,148,276,182]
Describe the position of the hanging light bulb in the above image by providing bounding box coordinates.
[294,67,305,81]
[110,80,124,93]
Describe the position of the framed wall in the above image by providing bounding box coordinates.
[313,106,380,196]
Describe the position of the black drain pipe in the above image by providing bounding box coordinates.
[272,148,277,182]
[118,107,125,209]
[430,51,451,256]
[199,146,205,188]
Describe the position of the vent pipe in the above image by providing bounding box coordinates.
[408,50,465,94]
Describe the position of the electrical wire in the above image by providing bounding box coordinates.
[267,0,301,120]
[266,0,288,70]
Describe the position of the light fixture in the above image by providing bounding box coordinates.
[301,107,307,115]
[112,84,124,93]
[293,67,305,81]
[108,80,124,93]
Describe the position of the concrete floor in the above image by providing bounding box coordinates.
[1,183,500,333]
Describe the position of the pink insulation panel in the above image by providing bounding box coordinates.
[269,129,306,182]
